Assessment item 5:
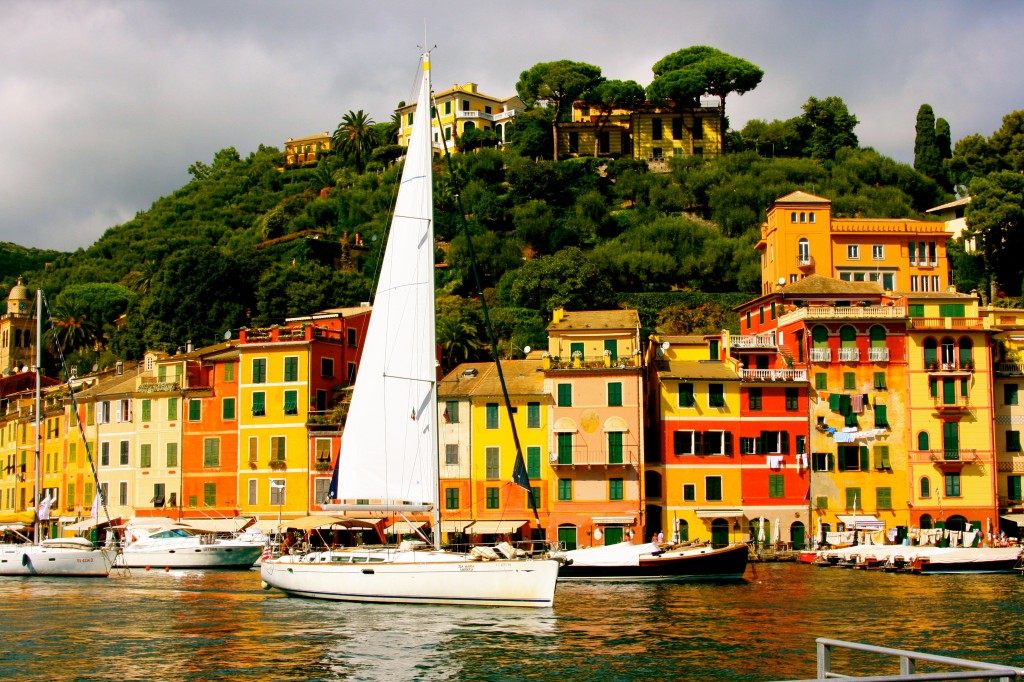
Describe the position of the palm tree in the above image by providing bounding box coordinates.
[333,110,380,173]
[436,314,482,373]
[46,296,102,354]
[121,261,155,296]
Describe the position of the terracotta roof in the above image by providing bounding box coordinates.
[438,360,545,399]
[657,360,739,381]
[773,191,831,204]
[782,274,883,296]
[547,309,640,332]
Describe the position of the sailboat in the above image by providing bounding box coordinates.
[0,289,115,577]
[260,51,559,607]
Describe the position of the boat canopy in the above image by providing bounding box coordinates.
[385,521,428,535]
[283,515,379,531]
[438,520,473,534]
[837,515,885,530]
[467,520,528,535]
[183,517,255,533]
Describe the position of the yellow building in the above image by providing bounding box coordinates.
[284,132,331,167]
[0,279,36,376]
[756,191,951,297]
[985,306,1024,534]
[396,82,524,154]
[904,292,997,535]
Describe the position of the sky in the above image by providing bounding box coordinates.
[1,1,1021,252]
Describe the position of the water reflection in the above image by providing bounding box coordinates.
[0,564,1022,681]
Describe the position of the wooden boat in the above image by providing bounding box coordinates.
[554,541,749,581]
[907,547,1021,574]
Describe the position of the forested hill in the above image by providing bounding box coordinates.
[9,102,1021,379]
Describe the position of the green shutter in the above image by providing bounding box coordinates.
[557,433,573,464]
[608,382,623,407]
[141,400,151,422]
[908,304,924,317]
[527,447,541,478]
[724,432,733,455]
[780,431,789,454]
[694,431,703,455]
[844,372,855,390]
[860,446,869,471]
[604,339,617,361]
[873,372,886,390]
[815,373,827,390]
[874,404,888,428]
[558,384,572,407]
[252,392,265,416]
[284,391,297,415]
[608,432,623,464]
[877,487,892,509]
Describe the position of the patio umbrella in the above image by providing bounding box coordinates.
[816,518,823,547]
[757,516,765,545]
[773,517,781,546]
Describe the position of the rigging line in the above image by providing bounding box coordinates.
[433,106,543,533]
[40,293,117,544]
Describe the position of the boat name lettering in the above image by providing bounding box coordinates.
[458,565,474,572]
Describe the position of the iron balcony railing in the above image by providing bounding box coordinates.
[739,368,807,382]
[810,348,832,362]
[868,347,890,362]
[549,446,639,467]
[838,348,860,362]
[778,305,907,326]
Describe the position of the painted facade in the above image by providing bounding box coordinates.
[284,132,331,167]
[396,82,524,154]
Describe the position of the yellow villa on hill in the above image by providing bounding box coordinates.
[396,82,524,154]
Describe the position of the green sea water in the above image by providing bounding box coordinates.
[1,562,1021,681]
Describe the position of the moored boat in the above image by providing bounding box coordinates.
[908,546,1021,574]
[0,537,115,577]
[554,541,749,581]
[116,521,264,569]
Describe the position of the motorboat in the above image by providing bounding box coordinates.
[116,522,264,569]
[553,541,749,581]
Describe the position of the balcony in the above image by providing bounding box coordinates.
[549,447,639,468]
[838,348,860,362]
[544,353,641,371]
[997,363,1024,376]
[739,368,807,382]
[810,348,832,363]
[908,317,986,330]
[868,348,890,362]
[933,395,971,412]
[925,361,975,375]
[731,333,777,350]
[928,449,979,470]
[797,254,815,270]
[778,305,906,326]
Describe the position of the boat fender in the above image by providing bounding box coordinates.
[21,553,30,567]
[261,581,272,590]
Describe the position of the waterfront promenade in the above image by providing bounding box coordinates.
[2,563,1021,680]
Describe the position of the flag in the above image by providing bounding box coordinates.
[410,408,417,421]
[442,408,450,423]
[327,456,341,501]
[803,486,810,502]
[37,491,52,521]
[90,492,101,520]
[512,450,531,492]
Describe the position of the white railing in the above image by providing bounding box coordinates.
[731,333,777,349]
[739,369,807,382]
[998,363,1024,375]
[868,347,890,362]
[778,305,907,326]
[810,348,832,362]
[838,348,861,362]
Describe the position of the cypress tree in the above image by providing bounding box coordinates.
[914,104,942,181]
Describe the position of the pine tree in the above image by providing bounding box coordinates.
[914,104,942,182]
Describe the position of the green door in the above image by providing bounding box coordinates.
[557,526,577,551]
[603,527,624,545]
[943,378,956,405]
[943,421,959,459]
[711,519,730,548]
[790,522,805,550]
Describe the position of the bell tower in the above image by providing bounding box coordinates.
[0,278,36,375]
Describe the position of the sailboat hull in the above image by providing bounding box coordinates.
[260,551,559,607]
[0,543,115,577]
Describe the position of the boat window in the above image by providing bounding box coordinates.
[369,558,385,563]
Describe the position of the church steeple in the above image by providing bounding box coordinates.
[1,278,36,374]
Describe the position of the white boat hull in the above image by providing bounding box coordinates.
[261,550,559,608]
[0,544,114,577]
[115,544,264,569]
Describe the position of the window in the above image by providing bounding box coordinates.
[848,245,860,260]
[167,397,178,421]
[791,212,798,223]
[485,403,499,429]
[444,401,459,423]
[269,479,285,506]
[557,384,572,407]
[749,388,762,412]
[845,487,861,510]
[119,481,128,506]
[1006,384,1019,406]
[740,437,756,454]
[798,238,810,265]
[708,384,725,408]
[609,478,624,501]
[485,447,500,479]
[283,356,299,382]
[944,472,961,497]
[920,477,931,499]
[118,399,133,422]
[873,445,891,470]
[651,117,662,140]
[68,443,77,464]
[140,444,152,469]
[815,373,827,390]
[917,431,930,451]
[768,474,785,498]
[873,372,887,390]
[99,401,111,424]
[796,435,806,455]
[1009,475,1023,502]
[283,390,298,416]
[321,358,334,378]
[246,479,258,506]
[928,241,937,265]
[222,397,236,420]
[837,446,864,471]
[270,436,286,462]
[203,438,220,467]
[252,358,267,383]
[252,391,266,417]
[527,446,541,478]
[445,444,459,466]
[347,327,358,347]
[223,363,235,382]
[705,476,723,501]
[760,430,788,454]
[119,441,130,466]
[445,488,460,510]
[608,432,624,464]
[843,372,855,390]
[678,382,695,408]
[246,437,258,464]
[485,487,500,509]
[1008,430,1022,453]
[315,439,331,465]
[100,442,110,467]
[141,400,151,422]
[876,487,892,509]
[558,479,573,501]
[607,382,622,407]
[166,442,178,467]
[785,388,799,411]
[673,430,695,455]
[527,402,540,428]
[704,430,730,455]
[528,486,541,508]
[874,404,888,428]
[188,399,201,422]
[683,483,696,501]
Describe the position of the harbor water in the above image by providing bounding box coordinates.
[1,562,1022,681]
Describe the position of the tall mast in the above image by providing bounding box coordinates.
[33,288,42,542]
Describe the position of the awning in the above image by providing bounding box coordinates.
[592,516,635,525]
[182,517,255,533]
[63,519,105,531]
[467,520,528,535]
[695,508,744,518]
[439,520,473,534]
[837,515,886,530]
[1000,514,1024,526]
[252,518,284,532]
[283,515,379,531]
[0,523,29,531]
[57,516,77,524]
[385,521,427,535]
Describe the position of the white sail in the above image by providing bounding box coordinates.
[335,54,437,508]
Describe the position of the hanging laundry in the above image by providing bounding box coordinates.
[851,393,864,414]
[834,431,856,443]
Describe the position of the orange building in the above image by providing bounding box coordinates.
[756,191,951,297]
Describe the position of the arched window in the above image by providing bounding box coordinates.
[920,513,933,528]
[920,477,931,499]
[800,212,806,223]
[495,123,504,141]
[710,518,730,548]
[917,431,930,451]
[869,325,887,348]
[839,325,857,351]
[798,238,810,265]
[812,326,829,348]
[790,521,805,550]
[923,338,938,367]
[958,337,973,368]
[677,518,689,543]
[941,337,955,365]
[463,121,475,132]
[946,515,969,533]
[13,329,20,348]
